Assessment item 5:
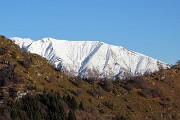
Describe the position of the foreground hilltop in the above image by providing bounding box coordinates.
[11,37,169,79]
[0,35,179,120]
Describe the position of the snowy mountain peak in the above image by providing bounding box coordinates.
[11,37,170,79]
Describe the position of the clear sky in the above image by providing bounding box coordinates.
[0,0,179,64]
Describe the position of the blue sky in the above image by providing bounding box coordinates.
[0,0,179,64]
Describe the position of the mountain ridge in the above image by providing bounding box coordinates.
[11,37,170,79]
[0,35,180,120]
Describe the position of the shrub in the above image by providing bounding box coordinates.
[125,77,149,91]
[12,73,22,84]
[0,64,21,86]
[134,78,149,89]
[0,46,9,55]
[47,76,56,83]
[87,87,104,98]
[83,77,95,84]
[8,88,17,98]
[73,89,82,97]
[19,57,32,68]
[125,83,136,91]
[103,100,114,110]
[99,79,113,92]
[11,51,17,59]
[159,98,172,109]
[70,79,82,88]
[27,84,37,91]
[138,88,163,98]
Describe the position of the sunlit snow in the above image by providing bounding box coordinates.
[11,37,170,79]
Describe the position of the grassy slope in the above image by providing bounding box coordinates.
[0,35,180,120]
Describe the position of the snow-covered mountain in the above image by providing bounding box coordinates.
[11,37,169,79]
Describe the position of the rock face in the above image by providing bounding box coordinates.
[11,37,169,79]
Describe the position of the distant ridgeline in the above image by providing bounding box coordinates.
[11,37,169,79]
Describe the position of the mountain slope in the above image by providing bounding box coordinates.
[11,37,169,79]
[0,35,180,120]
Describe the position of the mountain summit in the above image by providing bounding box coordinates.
[11,37,169,79]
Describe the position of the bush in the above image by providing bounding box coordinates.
[11,51,17,59]
[47,76,56,83]
[134,78,149,89]
[0,64,21,86]
[124,83,135,91]
[12,73,22,84]
[83,77,95,84]
[70,79,82,88]
[87,87,104,98]
[99,79,113,92]
[0,46,9,55]
[27,84,37,91]
[73,89,82,97]
[8,88,17,98]
[138,88,163,98]
[125,77,149,91]
[103,100,114,110]
[159,98,172,109]
[19,57,32,68]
